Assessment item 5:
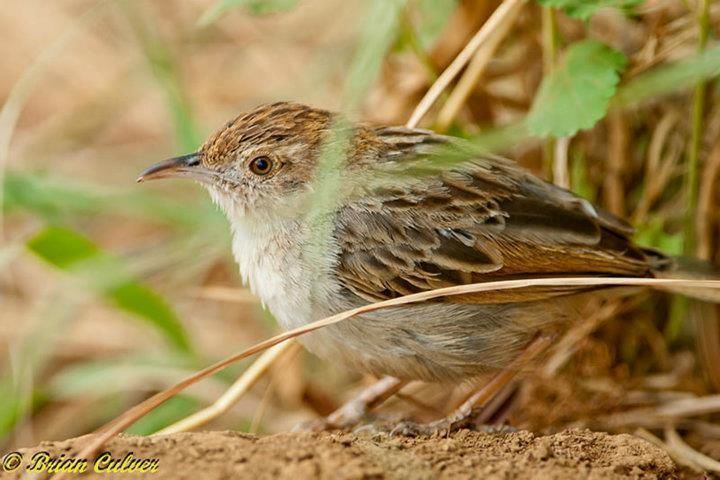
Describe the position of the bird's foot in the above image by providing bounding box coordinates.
[293,376,406,432]
[359,407,517,437]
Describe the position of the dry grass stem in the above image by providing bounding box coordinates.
[541,300,623,376]
[249,381,274,435]
[606,110,628,216]
[553,136,571,189]
[655,394,720,418]
[434,0,525,132]
[189,286,258,303]
[633,110,681,223]
[665,426,720,473]
[154,342,300,435]
[450,336,551,422]
[697,139,720,260]
[406,0,527,128]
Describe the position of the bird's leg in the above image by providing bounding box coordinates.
[389,335,552,436]
[297,376,408,431]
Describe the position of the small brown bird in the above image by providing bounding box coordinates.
[139,102,713,393]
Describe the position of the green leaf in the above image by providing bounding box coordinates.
[27,226,99,269]
[27,226,193,353]
[200,0,297,26]
[110,283,190,351]
[537,0,645,20]
[527,40,627,138]
[4,170,225,229]
[615,46,720,108]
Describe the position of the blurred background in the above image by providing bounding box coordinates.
[2,0,720,468]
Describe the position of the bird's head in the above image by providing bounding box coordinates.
[138,102,360,220]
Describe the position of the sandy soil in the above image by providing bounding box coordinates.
[3,428,678,479]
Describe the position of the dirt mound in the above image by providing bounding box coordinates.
[2,428,677,479]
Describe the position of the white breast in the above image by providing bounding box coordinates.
[229,218,303,328]
[209,184,349,361]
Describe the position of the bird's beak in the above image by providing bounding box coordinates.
[136,152,204,183]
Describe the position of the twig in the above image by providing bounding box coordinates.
[434,0,525,132]
[685,0,711,254]
[153,342,300,435]
[696,139,720,260]
[406,0,527,129]
[541,300,622,376]
[656,394,720,418]
[553,136,571,189]
[665,426,720,473]
[606,109,628,216]
[633,111,680,224]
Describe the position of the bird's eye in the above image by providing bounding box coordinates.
[249,156,273,175]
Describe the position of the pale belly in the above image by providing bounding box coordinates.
[228,216,566,383]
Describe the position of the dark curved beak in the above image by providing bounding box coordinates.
[136,152,202,183]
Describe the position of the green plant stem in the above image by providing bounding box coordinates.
[541,7,558,180]
[684,0,710,255]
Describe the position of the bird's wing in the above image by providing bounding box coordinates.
[333,127,661,304]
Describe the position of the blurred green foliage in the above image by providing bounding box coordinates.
[27,226,193,353]
[200,0,298,26]
[343,0,407,109]
[537,0,645,20]
[121,1,203,152]
[414,0,457,51]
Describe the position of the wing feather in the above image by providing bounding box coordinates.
[333,127,661,304]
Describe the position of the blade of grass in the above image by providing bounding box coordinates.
[614,45,720,108]
[305,0,406,288]
[120,1,202,152]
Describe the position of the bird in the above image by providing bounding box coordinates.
[138,101,717,430]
